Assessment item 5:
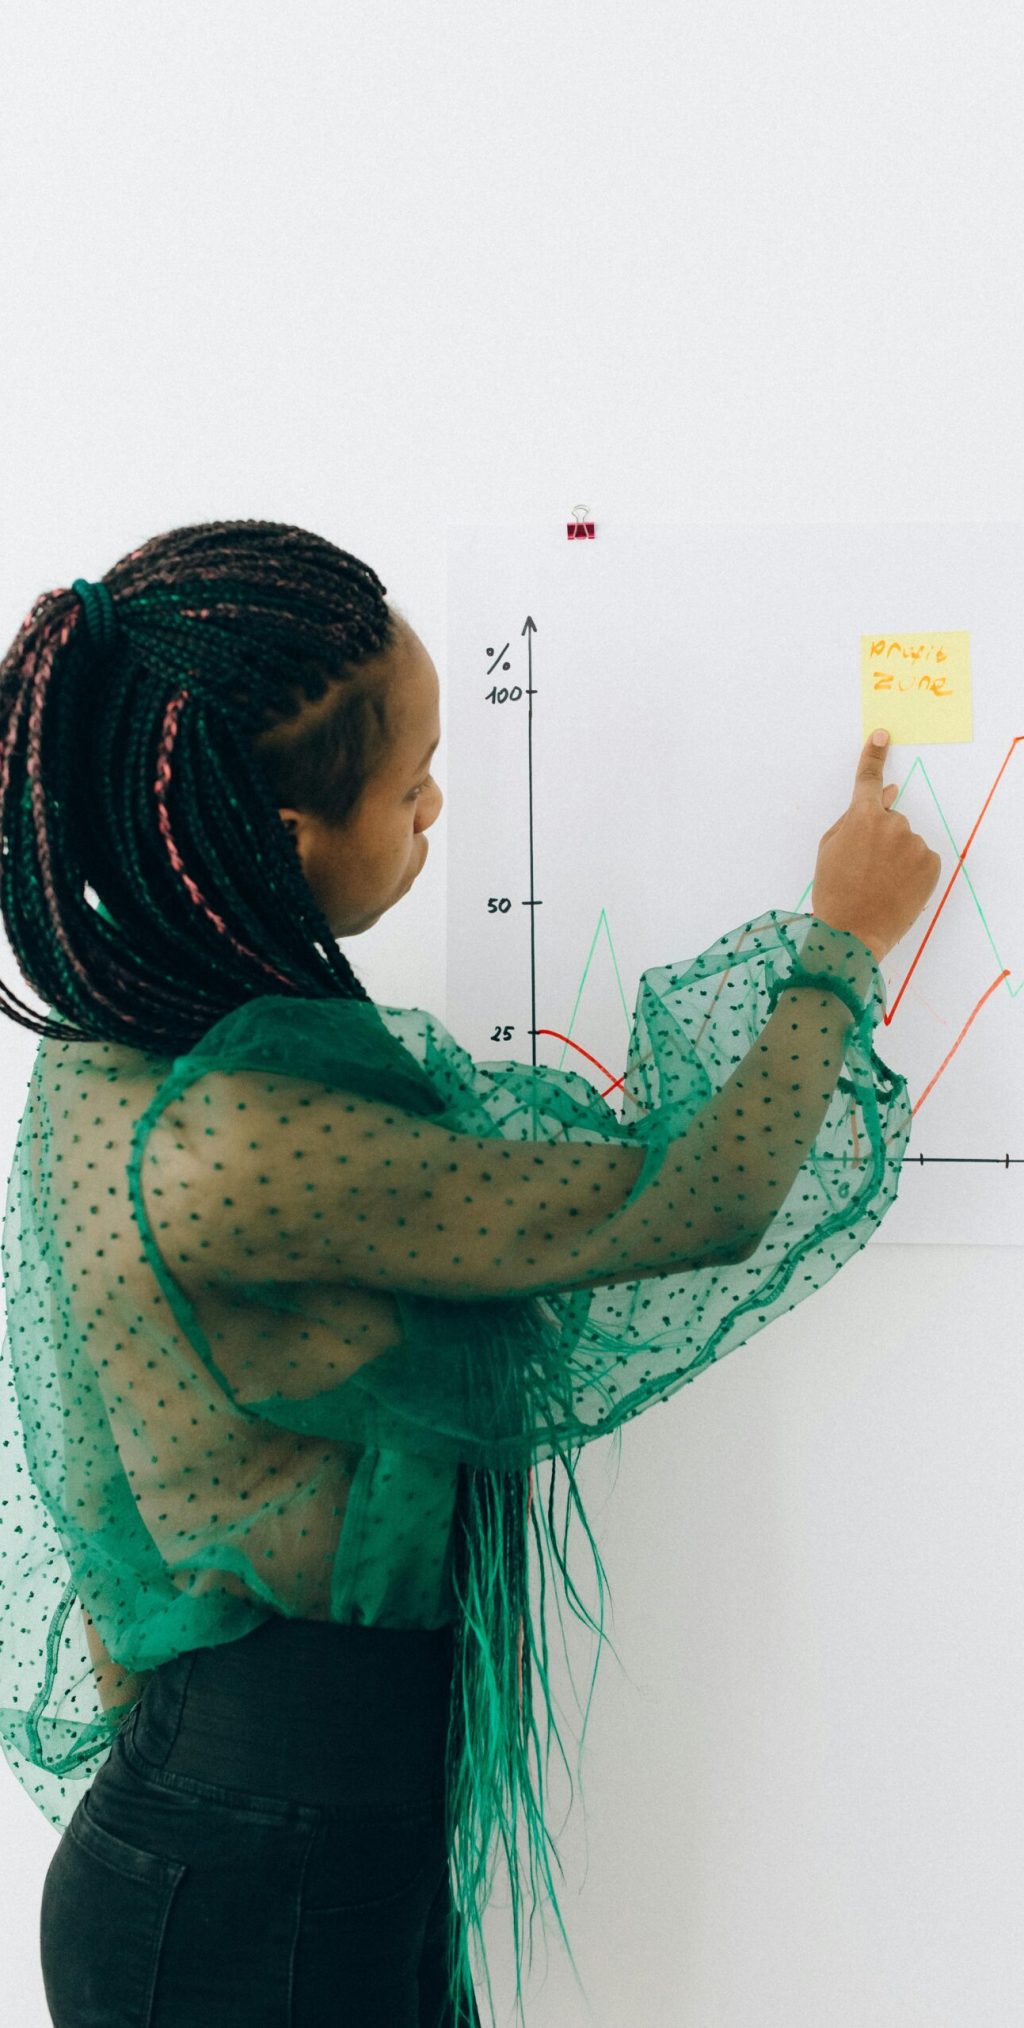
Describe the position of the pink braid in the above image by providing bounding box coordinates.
[154,689,300,991]
[18,611,146,1023]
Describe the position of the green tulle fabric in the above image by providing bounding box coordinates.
[0,908,912,2024]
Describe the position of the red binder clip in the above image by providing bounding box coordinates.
[566,504,595,540]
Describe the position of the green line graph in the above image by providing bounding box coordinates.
[534,736,1021,1157]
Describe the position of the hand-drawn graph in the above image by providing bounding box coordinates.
[447,523,1024,1246]
[797,741,1017,1109]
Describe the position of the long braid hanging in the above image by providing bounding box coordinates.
[71,579,303,994]
[440,1423,624,2028]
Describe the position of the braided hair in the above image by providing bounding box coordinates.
[0,518,411,1057]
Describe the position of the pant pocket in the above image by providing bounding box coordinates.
[302,1801,447,1915]
[293,1809,450,2026]
[40,1794,186,2028]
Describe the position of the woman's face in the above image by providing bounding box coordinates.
[276,624,444,938]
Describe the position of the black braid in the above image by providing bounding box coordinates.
[0,518,411,1056]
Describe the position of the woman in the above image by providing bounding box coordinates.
[0,518,923,2024]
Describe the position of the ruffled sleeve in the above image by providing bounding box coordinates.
[126,910,911,1471]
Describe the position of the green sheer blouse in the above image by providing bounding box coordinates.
[0,906,910,2024]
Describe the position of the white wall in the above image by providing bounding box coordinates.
[1,4,1021,2022]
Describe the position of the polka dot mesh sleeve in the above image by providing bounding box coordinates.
[125,910,909,1468]
[0,907,911,1851]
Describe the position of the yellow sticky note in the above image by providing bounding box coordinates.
[860,631,972,746]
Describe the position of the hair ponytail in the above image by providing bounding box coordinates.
[0,519,407,1056]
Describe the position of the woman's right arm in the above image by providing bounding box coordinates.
[137,921,882,1301]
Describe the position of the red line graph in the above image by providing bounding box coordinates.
[906,968,1008,1116]
[884,734,1020,1022]
[537,735,1023,1123]
[880,733,1020,1113]
[534,1028,621,1095]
